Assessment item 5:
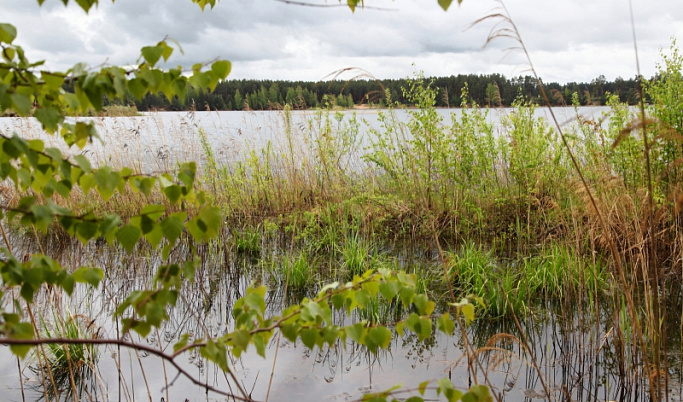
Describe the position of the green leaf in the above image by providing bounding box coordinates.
[187,206,222,241]
[405,313,432,341]
[128,78,147,100]
[395,321,404,337]
[466,385,491,402]
[99,214,121,239]
[211,60,231,80]
[281,323,300,342]
[437,378,463,402]
[162,184,182,204]
[41,71,66,90]
[116,224,141,253]
[200,339,229,371]
[193,0,217,11]
[300,328,319,349]
[128,319,152,337]
[141,46,164,67]
[413,293,429,315]
[72,267,104,287]
[362,280,380,297]
[76,220,99,243]
[10,93,32,116]
[131,177,156,195]
[231,329,251,355]
[2,46,15,61]
[458,302,476,324]
[74,0,97,13]
[60,274,75,295]
[160,213,186,245]
[158,41,174,62]
[437,313,455,335]
[172,78,188,102]
[346,323,365,343]
[331,293,344,310]
[173,333,190,353]
[418,380,429,395]
[8,323,35,358]
[140,69,164,90]
[355,289,371,308]
[253,332,267,358]
[365,326,391,352]
[438,0,453,11]
[399,286,415,308]
[93,167,121,200]
[379,281,398,300]
[243,289,266,317]
[34,107,63,133]
[189,71,210,90]
[321,326,339,346]
[0,23,17,44]
[178,162,196,188]
[73,154,92,173]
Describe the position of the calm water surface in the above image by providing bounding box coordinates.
[0,107,610,174]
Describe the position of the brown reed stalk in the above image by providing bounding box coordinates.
[470,0,664,399]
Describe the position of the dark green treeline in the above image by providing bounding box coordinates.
[124,73,642,111]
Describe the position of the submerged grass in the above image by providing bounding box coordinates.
[446,242,611,317]
[30,310,100,401]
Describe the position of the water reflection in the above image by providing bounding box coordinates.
[2,228,682,401]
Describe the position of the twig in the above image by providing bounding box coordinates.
[272,0,395,10]
[0,337,255,401]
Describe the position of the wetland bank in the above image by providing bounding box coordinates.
[2,60,683,400]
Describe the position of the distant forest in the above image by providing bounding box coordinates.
[120,73,643,112]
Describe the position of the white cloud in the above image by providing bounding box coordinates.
[1,0,682,83]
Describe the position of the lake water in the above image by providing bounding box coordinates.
[2,107,678,402]
[2,233,674,402]
[0,106,611,175]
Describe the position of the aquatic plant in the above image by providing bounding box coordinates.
[232,227,262,255]
[339,231,377,277]
[30,311,100,401]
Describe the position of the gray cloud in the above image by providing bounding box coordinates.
[1,0,682,83]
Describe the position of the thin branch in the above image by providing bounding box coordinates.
[272,0,396,11]
[0,337,255,401]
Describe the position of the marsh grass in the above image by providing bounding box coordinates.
[30,310,101,401]
[275,250,317,292]
[339,231,378,277]
[446,242,610,317]
[232,227,262,255]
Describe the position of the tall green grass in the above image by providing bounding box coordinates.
[446,242,610,317]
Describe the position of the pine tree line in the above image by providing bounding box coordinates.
[121,73,642,111]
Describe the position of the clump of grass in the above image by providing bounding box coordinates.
[447,242,523,316]
[523,244,610,297]
[447,242,609,317]
[232,227,261,255]
[339,232,376,277]
[283,251,317,291]
[30,311,100,401]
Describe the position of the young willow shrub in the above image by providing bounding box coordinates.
[365,76,464,215]
[0,1,491,401]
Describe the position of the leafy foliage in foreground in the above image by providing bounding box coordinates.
[0,1,491,401]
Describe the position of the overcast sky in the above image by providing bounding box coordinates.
[2,0,682,84]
